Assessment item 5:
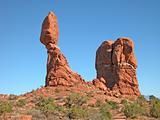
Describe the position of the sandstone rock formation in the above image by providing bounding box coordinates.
[40,11,140,97]
[94,38,140,96]
[40,12,84,86]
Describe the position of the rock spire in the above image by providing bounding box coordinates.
[40,12,84,86]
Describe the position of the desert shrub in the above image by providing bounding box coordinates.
[149,95,157,101]
[8,94,17,100]
[31,96,42,104]
[137,95,147,106]
[95,99,103,107]
[149,95,160,104]
[121,96,149,118]
[0,101,12,115]
[100,103,112,120]
[96,100,118,109]
[17,99,27,107]
[86,108,103,120]
[65,93,88,108]
[65,93,89,119]
[107,101,118,109]
[137,95,149,116]
[121,99,128,105]
[55,105,66,114]
[27,109,46,120]
[150,96,160,118]
[150,102,160,118]
[123,102,147,118]
[35,96,56,114]
[67,106,88,119]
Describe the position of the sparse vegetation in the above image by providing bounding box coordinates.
[99,103,112,120]
[122,96,148,118]
[137,95,148,107]
[35,96,56,114]
[65,93,88,108]
[34,95,66,119]
[65,93,89,119]
[27,109,46,120]
[107,101,118,109]
[94,100,113,120]
[17,99,27,107]
[68,106,88,119]
[123,102,142,118]
[150,96,160,118]
[1,91,160,120]
[0,101,12,115]
[95,99,102,107]
[121,99,128,105]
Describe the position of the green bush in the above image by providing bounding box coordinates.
[136,95,147,106]
[35,96,56,114]
[65,93,89,119]
[100,103,112,120]
[68,106,88,119]
[0,101,12,115]
[150,95,160,104]
[123,102,147,118]
[55,105,66,113]
[107,101,118,109]
[17,99,26,107]
[149,95,157,101]
[121,99,128,105]
[150,96,160,118]
[65,93,88,108]
[95,99,102,107]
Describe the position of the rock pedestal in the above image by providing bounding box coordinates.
[40,12,84,86]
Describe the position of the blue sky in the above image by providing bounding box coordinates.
[0,0,160,97]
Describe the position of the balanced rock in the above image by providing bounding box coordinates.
[40,12,84,86]
[95,38,140,96]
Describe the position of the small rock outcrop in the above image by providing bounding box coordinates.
[40,12,84,86]
[94,38,140,96]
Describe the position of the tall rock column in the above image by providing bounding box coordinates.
[94,38,140,96]
[40,12,84,86]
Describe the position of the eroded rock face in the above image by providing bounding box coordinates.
[40,12,84,86]
[95,38,140,96]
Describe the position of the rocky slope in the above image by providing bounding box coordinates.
[0,86,158,120]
